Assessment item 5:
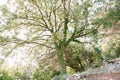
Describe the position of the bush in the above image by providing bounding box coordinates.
[0,70,14,80]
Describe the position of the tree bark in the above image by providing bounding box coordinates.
[56,45,67,74]
[57,49,67,74]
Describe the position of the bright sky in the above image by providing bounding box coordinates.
[0,0,7,59]
[0,0,7,5]
[0,0,36,71]
[0,0,7,16]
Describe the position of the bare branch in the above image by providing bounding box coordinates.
[32,0,53,33]
[75,19,105,38]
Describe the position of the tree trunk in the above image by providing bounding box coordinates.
[56,47,67,74]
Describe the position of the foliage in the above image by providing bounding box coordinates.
[14,71,31,80]
[33,68,52,80]
[0,70,14,80]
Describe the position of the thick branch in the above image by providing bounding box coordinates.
[63,0,69,43]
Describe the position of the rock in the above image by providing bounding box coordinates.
[66,58,120,80]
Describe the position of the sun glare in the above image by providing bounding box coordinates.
[0,0,7,5]
[0,0,35,71]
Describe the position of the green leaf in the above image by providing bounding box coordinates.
[92,18,103,25]
[103,19,113,28]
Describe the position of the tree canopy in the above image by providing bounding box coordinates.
[0,0,119,77]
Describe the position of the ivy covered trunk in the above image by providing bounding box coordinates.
[55,43,67,74]
[57,49,66,74]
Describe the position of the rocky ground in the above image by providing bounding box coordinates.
[66,58,120,80]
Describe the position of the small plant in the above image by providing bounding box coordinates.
[0,70,14,80]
